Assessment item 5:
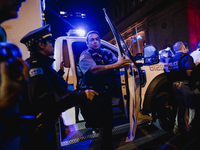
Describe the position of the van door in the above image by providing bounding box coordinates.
[104,9,141,142]
[54,37,79,125]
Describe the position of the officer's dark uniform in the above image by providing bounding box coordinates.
[185,61,200,136]
[0,29,22,150]
[79,48,119,150]
[168,52,193,81]
[168,51,195,134]
[20,25,90,150]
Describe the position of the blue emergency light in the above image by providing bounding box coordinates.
[67,29,85,36]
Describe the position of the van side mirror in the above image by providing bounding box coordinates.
[143,44,159,65]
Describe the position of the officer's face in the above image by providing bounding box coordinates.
[0,0,26,23]
[182,45,188,53]
[42,41,54,57]
[87,33,101,50]
[185,47,189,53]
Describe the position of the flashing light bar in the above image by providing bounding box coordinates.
[67,29,86,36]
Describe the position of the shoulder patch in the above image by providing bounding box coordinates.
[32,60,38,63]
[29,68,43,77]
[79,54,85,62]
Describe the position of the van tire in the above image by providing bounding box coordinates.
[151,92,177,132]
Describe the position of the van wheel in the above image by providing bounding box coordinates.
[151,92,177,132]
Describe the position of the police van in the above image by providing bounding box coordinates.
[53,29,176,145]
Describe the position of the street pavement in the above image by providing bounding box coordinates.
[57,112,166,150]
[58,121,172,150]
[57,112,200,150]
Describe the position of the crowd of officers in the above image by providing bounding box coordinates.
[168,41,200,136]
[1,1,200,150]
[0,1,130,150]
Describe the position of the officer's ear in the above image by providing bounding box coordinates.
[38,40,46,49]
[86,40,89,48]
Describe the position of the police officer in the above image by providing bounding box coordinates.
[0,1,29,150]
[20,25,98,150]
[0,0,26,41]
[168,41,195,134]
[0,0,29,111]
[79,31,131,150]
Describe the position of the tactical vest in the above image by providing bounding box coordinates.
[82,49,119,92]
[168,53,189,81]
[88,49,116,65]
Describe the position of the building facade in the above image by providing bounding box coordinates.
[100,0,200,55]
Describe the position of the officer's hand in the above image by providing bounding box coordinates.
[194,88,200,96]
[0,58,29,111]
[115,57,132,69]
[60,61,64,71]
[85,89,98,100]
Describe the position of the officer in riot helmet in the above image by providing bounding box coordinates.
[20,25,98,150]
[0,42,30,150]
[0,1,29,149]
[168,41,195,135]
[0,0,29,111]
[79,30,131,150]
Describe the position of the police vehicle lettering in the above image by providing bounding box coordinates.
[149,64,164,71]
[168,60,179,70]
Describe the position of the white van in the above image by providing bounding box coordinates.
[53,35,176,140]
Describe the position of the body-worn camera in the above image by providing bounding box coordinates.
[0,42,23,80]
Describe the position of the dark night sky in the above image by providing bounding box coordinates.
[45,0,112,38]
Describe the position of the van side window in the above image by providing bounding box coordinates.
[72,42,88,64]
[72,42,88,90]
